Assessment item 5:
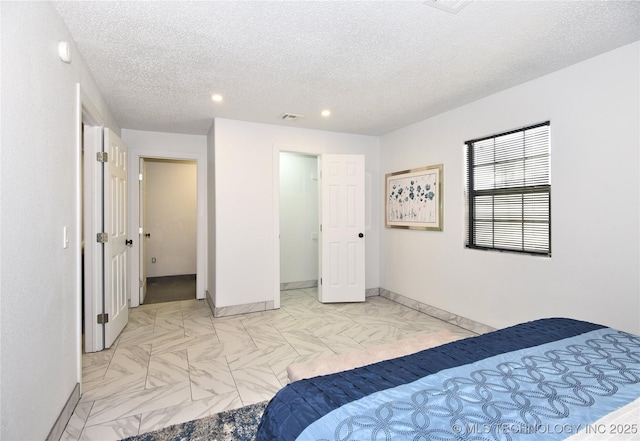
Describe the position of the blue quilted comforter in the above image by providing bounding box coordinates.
[255,318,640,441]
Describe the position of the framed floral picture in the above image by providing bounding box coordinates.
[385,164,443,230]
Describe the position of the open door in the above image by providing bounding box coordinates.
[319,154,365,303]
[103,129,130,349]
[139,158,148,304]
[83,124,104,353]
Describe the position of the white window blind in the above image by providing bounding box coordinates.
[465,122,551,256]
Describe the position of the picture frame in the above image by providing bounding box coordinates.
[385,164,443,231]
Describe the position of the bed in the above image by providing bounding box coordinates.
[255,318,640,441]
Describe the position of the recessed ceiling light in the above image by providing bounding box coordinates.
[211,94,223,103]
[321,110,331,117]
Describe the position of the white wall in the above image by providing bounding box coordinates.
[121,129,208,302]
[145,160,197,277]
[212,119,380,308]
[380,42,640,335]
[0,2,120,439]
[280,152,319,284]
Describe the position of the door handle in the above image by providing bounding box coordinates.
[358,233,364,238]
[125,239,133,247]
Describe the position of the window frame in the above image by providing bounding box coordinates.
[465,121,551,257]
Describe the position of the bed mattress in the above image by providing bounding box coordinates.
[256,318,640,441]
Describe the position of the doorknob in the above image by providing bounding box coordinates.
[145,233,151,238]
[358,233,364,238]
[125,239,133,247]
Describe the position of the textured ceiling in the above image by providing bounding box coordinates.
[52,1,640,136]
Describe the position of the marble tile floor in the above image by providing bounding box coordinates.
[61,288,475,440]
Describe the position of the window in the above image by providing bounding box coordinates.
[465,122,551,256]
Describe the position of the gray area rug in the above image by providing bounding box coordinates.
[121,401,267,441]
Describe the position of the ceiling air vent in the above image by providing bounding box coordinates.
[423,0,472,14]
[280,113,304,122]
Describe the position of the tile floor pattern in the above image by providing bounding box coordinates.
[61,288,475,440]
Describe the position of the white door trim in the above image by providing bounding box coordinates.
[128,150,207,307]
[139,158,148,304]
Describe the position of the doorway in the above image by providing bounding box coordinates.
[274,148,366,307]
[140,158,198,304]
[279,152,320,292]
[127,144,207,309]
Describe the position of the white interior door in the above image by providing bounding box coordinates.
[319,154,365,303]
[103,129,129,348]
[139,158,148,304]
[83,124,104,353]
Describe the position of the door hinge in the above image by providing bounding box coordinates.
[96,151,109,163]
[139,173,143,181]
[320,278,323,285]
[97,313,109,324]
[96,232,109,243]
[320,224,322,232]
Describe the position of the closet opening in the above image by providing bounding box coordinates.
[278,152,320,294]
